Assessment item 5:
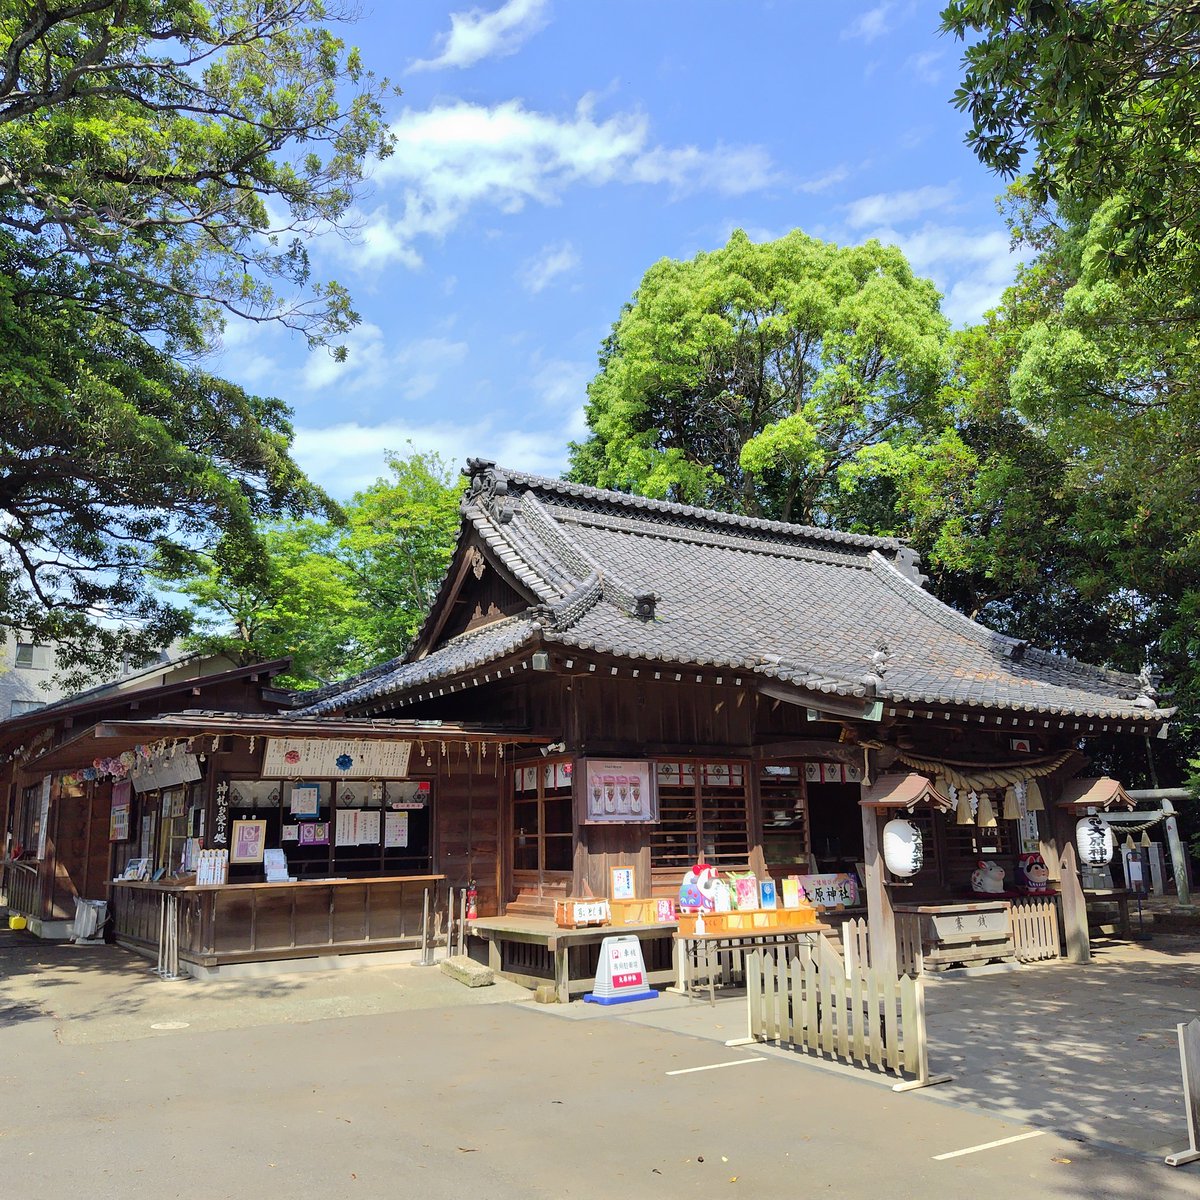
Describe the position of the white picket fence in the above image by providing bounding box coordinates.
[745,938,950,1090]
[1010,896,1062,963]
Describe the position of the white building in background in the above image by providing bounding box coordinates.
[0,633,182,719]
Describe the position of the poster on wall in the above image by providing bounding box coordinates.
[299,822,329,846]
[356,809,381,844]
[261,738,412,779]
[335,809,358,846]
[290,784,321,817]
[384,811,409,848]
[577,759,658,825]
[230,819,267,864]
[109,779,132,842]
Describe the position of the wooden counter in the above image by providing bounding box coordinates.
[110,874,444,970]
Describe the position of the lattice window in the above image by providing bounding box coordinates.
[651,759,750,877]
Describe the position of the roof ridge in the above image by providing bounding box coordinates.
[867,552,1144,696]
[465,459,904,553]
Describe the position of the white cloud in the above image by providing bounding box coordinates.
[905,50,945,85]
[346,97,773,268]
[302,326,468,399]
[797,165,850,195]
[528,355,590,417]
[843,184,958,229]
[842,3,893,41]
[861,222,1023,326]
[410,0,550,72]
[293,411,581,498]
[519,241,580,293]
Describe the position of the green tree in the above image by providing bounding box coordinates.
[164,448,463,686]
[942,0,1200,277]
[161,521,364,688]
[0,0,393,682]
[339,449,462,664]
[568,229,949,525]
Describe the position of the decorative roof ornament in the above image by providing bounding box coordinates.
[861,641,890,695]
[1133,664,1159,710]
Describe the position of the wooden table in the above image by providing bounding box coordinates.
[673,926,829,1006]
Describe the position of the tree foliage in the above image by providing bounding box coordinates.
[942,0,1200,277]
[568,229,949,525]
[0,0,394,349]
[162,449,462,688]
[0,0,393,684]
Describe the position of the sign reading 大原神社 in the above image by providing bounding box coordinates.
[261,738,412,779]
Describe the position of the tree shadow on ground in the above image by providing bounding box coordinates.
[0,926,301,1029]
[922,938,1200,1155]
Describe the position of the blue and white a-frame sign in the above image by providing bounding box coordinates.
[583,934,658,1005]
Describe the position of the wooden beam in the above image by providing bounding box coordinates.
[1057,842,1091,964]
[861,767,898,980]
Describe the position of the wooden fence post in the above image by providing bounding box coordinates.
[1057,842,1091,964]
[1166,1018,1200,1168]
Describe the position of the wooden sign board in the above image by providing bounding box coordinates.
[262,738,412,779]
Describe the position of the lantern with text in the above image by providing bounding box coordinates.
[1076,815,1114,867]
[882,818,924,878]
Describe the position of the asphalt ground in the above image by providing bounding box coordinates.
[2,927,1198,1199]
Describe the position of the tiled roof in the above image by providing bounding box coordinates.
[299,460,1168,723]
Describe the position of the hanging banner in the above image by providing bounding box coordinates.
[109,779,132,842]
[261,738,412,779]
[131,752,202,794]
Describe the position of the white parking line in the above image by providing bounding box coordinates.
[933,1130,1046,1160]
[666,1057,764,1076]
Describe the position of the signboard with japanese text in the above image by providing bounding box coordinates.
[794,873,859,909]
[261,738,412,779]
[584,935,657,1005]
[932,908,1009,938]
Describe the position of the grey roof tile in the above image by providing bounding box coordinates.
[305,461,1168,723]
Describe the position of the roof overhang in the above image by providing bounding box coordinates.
[18,712,550,774]
[1056,776,1135,812]
[860,772,953,812]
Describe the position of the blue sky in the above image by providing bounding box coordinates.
[213,1,1017,499]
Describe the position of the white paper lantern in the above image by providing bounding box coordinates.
[882,818,924,877]
[1076,815,1114,866]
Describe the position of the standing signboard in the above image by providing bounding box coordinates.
[583,935,658,1006]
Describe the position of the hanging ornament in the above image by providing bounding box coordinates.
[1025,779,1045,812]
[1140,830,1153,848]
[955,788,974,826]
[248,736,257,754]
[882,818,924,877]
[1076,815,1114,866]
[968,789,980,818]
[1002,787,1020,821]
[976,792,998,828]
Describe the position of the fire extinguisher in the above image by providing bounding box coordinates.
[466,877,478,920]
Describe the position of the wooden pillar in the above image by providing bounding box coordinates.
[1162,801,1192,907]
[1057,841,1091,964]
[861,791,898,979]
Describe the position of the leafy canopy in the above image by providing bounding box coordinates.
[161,449,463,689]
[0,1,393,682]
[942,0,1200,277]
[569,229,949,526]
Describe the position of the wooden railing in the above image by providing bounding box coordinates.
[1010,896,1063,962]
[745,936,951,1090]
